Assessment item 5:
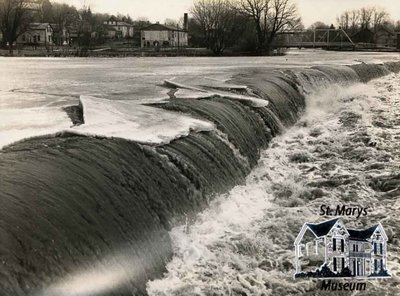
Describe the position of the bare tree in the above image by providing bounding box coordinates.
[51,2,79,46]
[371,7,389,32]
[52,2,78,29]
[359,7,373,29]
[75,6,94,52]
[349,9,360,32]
[0,0,33,53]
[337,8,367,31]
[236,0,269,50]
[191,0,237,54]
[359,7,389,31]
[237,0,300,53]
[38,0,52,22]
[336,11,350,31]
[337,6,390,34]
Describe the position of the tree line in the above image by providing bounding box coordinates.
[309,6,399,35]
[2,0,397,56]
[190,0,302,54]
[189,2,400,55]
[0,0,302,55]
[0,0,150,51]
[336,7,391,34]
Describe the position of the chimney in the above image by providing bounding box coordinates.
[183,13,188,31]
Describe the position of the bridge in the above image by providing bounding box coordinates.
[273,28,356,50]
[274,28,399,51]
[275,41,355,49]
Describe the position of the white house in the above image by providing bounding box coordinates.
[104,17,134,39]
[17,23,53,47]
[294,218,389,278]
[141,23,188,48]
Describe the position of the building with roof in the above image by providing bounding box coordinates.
[375,27,398,48]
[294,218,389,278]
[17,23,53,47]
[140,13,189,48]
[352,27,399,48]
[141,23,188,48]
[104,17,134,39]
[351,28,375,44]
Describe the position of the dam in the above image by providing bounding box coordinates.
[1,50,400,296]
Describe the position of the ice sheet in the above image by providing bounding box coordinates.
[72,96,215,145]
[0,107,72,149]
[166,77,269,107]
[2,50,399,149]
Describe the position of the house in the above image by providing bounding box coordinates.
[17,23,53,47]
[352,27,399,48]
[105,26,118,39]
[351,28,375,44]
[375,27,397,48]
[141,13,188,48]
[141,23,188,48]
[104,17,134,39]
[294,218,389,278]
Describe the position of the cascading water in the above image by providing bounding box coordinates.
[147,70,400,296]
[1,61,400,296]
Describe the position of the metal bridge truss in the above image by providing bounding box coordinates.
[274,29,355,49]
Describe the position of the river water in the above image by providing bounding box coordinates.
[1,50,400,296]
[1,50,399,148]
[147,73,400,295]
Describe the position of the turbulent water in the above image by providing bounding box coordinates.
[1,52,400,296]
[147,71,400,296]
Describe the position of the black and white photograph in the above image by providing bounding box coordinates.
[1,0,400,295]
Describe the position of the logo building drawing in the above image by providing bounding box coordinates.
[294,218,391,278]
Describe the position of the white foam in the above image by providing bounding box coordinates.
[147,73,400,296]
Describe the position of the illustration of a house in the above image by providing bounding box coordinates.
[294,218,390,278]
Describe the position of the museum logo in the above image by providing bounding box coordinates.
[293,217,391,290]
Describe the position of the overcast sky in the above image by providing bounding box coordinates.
[57,0,400,27]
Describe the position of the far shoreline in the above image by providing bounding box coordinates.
[2,47,399,58]
[0,47,284,58]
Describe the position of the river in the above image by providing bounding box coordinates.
[0,50,399,296]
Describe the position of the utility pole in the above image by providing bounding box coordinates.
[327,29,330,49]
[177,24,180,52]
[313,30,316,48]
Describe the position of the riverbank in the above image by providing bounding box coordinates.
[0,47,284,58]
[2,47,398,58]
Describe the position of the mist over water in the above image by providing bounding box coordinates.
[1,52,400,296]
